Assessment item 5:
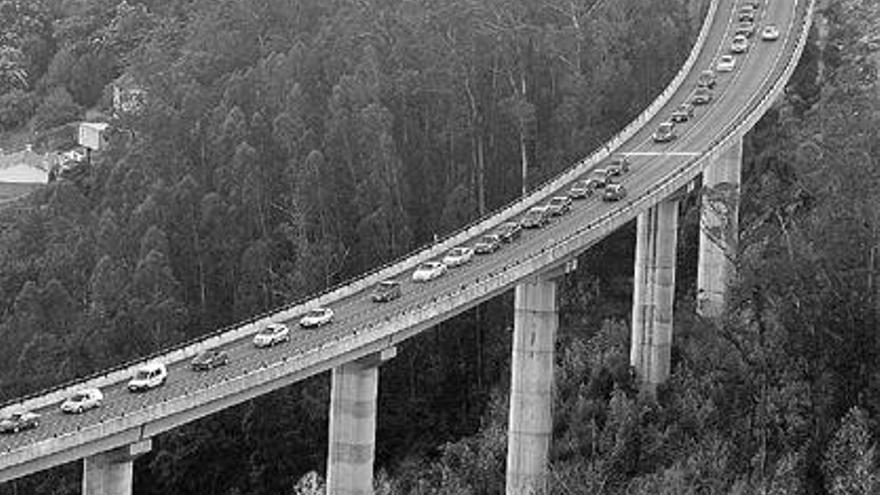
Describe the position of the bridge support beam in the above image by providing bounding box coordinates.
[326,347,395,495]
[82,440,151,495]
[697,137,743,317]
[507,275,557,495]
[630,200,679,394]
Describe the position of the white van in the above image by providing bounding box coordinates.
[128,362,168,392]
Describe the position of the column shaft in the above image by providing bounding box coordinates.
[507,277,557,495]
[327,360,380,495]
[82,440,150,495]
[630,209,656,379]
[697,138,743,317]
[648,200,678,390]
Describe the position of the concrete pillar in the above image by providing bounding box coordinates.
[630,209,655,379]
[647,200,678,391]
[507,276,557,495]
[326,348,395,495]
[697,138,743,317]
[630,200,679,393]
[82,440,151,495]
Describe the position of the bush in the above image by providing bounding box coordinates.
[30,86,82,132]
[0,89,37,131]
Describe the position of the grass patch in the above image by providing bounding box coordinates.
[0,182,40,203]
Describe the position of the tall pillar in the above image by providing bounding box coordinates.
[647,200,678,391]
[630,209,655,379]
[82,440,151,495]
[697,138,743,317]
[507,276,557,495]
[630,200,679,393]
[326,348,395,495]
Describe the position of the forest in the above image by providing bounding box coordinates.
[0,0,879,493]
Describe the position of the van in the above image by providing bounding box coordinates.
[128,362,168,392]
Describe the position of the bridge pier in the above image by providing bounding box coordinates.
[697,138,743,317]
[326,347,395,495]
[630,200,679,394]
[82,439,151,495]
[507,275,558,495]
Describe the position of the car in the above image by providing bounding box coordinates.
[546,196,572,216]
[568,180,594,200]
[761,24,780,41]
[736,21,756,38]
[691,86,713,105]
[128,362,168,392]
[60,388,103,413]
[697,69,716,89]
[717,55,736,72]
[652,121,677,143]
[412,261,448,281]
[519,206,551,229]
[474,234,503,254]
[300,307,334,328]
[738,10,755,22]
[442,247,474,268]
[670,102,695,123]
[371,279,402,302]
[605,155,631,176]
[603,183,627,202]
[585,169,610,189]
[0,411,40,434]
[496,221,522,242]
[191,349,229,371]
[741,0,760,7]
[253,323,290,348]
[731,34,749,54]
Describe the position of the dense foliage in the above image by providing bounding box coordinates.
[1,0,878,494]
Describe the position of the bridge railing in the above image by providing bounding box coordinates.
[0,0,723,416]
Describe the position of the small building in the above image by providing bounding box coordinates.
[111,73,145,115]
[78,122,110,151]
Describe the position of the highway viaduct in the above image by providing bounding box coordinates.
[0,0,815,493]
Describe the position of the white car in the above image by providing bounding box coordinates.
[61,388,103,414]
[412,261,447,282]
[443,247,474,267]
[761,24,780,41]
[128,362,168,392]
[253,323,290,347]
[299,307,334,328]
[717,55,736,72]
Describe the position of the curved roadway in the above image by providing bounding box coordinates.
[0,0,813,482]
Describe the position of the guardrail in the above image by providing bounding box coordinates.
[0,0,722,417]
[0,0,813,471]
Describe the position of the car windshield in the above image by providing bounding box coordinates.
[308,309,326,317]
[550,198,565,205]
[72,393,89,401]
[260,326,278,335]
[480,236,496,243]
[135,370,152,380]
[449,248,466,256]
[660,123,673,132]
[419,263,435,270]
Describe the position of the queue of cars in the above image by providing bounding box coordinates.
[654,0,776,144]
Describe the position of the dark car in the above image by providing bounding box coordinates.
[546,196,573,216]
[605,155,631,176]
[371,279,402,302]
[191,349,229,371]
[652,121,677,143]
[697,69,716,89]
[691,87,713,105]
[0,412,40,434]
[603,183,627,202]
[474,234,503,254]
[496,221,522,243]
[671,102,695,123]
[520,206,551,229]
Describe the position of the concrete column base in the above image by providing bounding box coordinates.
[82,440,151,495]
[697,138,743,317]
[326,347,395,495]
[507,276,557,495]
